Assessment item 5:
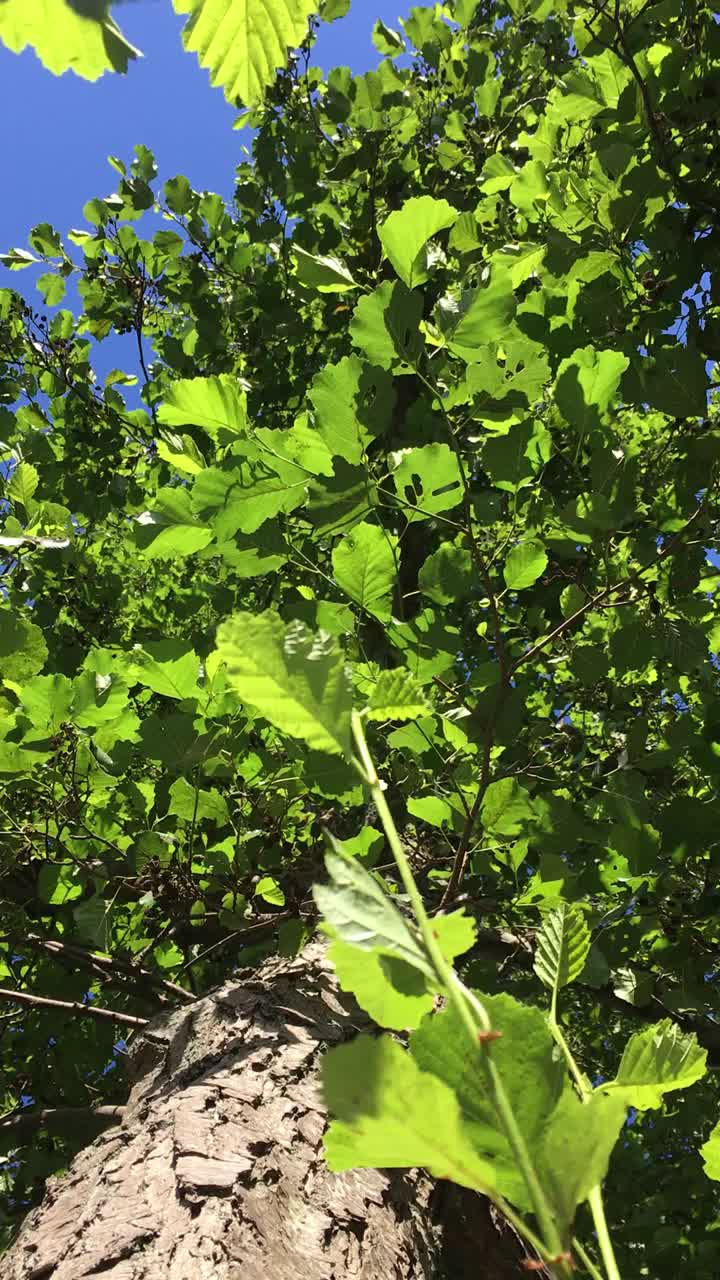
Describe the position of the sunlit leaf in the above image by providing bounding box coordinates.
[323,1035,498,1193]
[332,521,397,620]
[215,612,352,756]
[175,0,316,106]
[534,903,591,996]
[379,196,457,289]
[602,1020,707,1110]
[0,0,139,79]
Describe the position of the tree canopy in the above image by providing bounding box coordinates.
[2,1,720,1275]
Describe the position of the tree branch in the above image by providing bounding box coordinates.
[10,934,194,1005]
[0,1105,125,1137]
[0,987,149,1029]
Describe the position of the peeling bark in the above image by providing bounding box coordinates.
[0,943,530,1280]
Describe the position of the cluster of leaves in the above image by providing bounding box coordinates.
[2,0,720,1272]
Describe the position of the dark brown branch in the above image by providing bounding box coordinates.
[13,934,195,1005]
[0,1105,125,1137]
[0,986,149,1028]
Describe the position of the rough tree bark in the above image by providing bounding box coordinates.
[0,943,531,1280]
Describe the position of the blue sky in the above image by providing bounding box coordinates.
[0,3,401,256]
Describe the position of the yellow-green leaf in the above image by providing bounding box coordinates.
[175,0,317,106]
[0,0,139,79]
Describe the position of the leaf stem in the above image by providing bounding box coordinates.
[547,1012,621,1280]
[351,711,570,1275]
[587,1186,621,1280]
[571,1235,606,1280]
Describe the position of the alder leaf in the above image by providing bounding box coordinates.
[215,612,352,756]
[175,0,317,106]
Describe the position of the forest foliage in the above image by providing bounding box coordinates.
[2,0,720,1275]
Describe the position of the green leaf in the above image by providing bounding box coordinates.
[158,374,248,442]
[322,1034,498,1193]
[0,248,40,270]
[372,19,405,55]
[156,432,206,477]
[411,992,566,1210]
[255,875,285,906]
[37,272,66,307]
[0,613,47,683]
[444,265,517,360]
[168,777,230,824]
[700,1119,720,1183]
[320,0,351,17]
[364,669,432,721]
[350,281,423,369]
[154,941,184,970]
[38,863,84,906]
[479,154,516,193]
[602,1020,707,1110]
[554,346,629,433]
[73,898,112,951]
[533,903,591,996]
[407,794,455,828]
[332,521,397,620]
[71,671,129,727]
[329,940,433,1030]
[314,843,431,975]
[215,612,352,756]
[7,462,39,510]
[636,345,708,418]
[0,0,139,78]
[483,420,551,493]
[257,416,334,478]
[309,355,391,464]
[378,196,457,289]
[134,488,214,560]
[392,443,463,522]
[611,965,654,1007]
[133,641,201,700]
[537,1089,627,1234]
[328,909,475,1032]
[191,457,306,537]
[418,543,475,605]
[509,159,550,216]
[175,0,316,106]
[481,778,535,836]
[559,583,585,618]
[21,673,74,730]
[503,539,547,590]
[293,247,358,293]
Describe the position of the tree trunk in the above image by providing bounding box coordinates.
[0,943,529,1280]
